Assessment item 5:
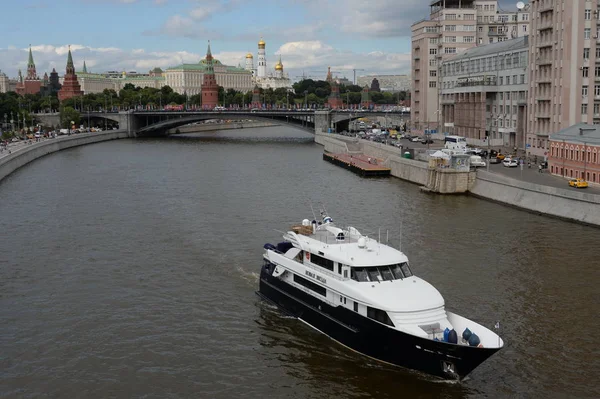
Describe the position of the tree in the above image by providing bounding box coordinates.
[60,106,80,128]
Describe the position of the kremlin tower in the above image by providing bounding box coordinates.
[257,37,267,78]
[245,52,254,75]
[251,85,261,109]
[58,46,83,102]
[201,41,219,109]
[16,46,42,95]
[274,55,284,79]
[361,85,372,109]
[326,66,343,109]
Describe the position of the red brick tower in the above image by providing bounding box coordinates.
[327,81,343,110]
[16,46,42,95]
[361,85,372,109]
[251,85,261,108]
[58,46,84,102]
[201,41,219,110]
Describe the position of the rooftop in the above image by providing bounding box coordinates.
[445,36,528,62]
[551,123,600,146]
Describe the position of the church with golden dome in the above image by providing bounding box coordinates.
[244,37,293,91]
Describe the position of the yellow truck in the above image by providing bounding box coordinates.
[568,178,589,188]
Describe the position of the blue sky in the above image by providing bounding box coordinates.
[0,0,521,81]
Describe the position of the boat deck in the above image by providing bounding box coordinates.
[323,152,391,177]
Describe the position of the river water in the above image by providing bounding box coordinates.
[1,127,598,398]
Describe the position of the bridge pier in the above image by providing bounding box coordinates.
[314,111,332,134]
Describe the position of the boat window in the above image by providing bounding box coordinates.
[354,301,358,312]
[400,262,412,277]
[293,274,326,296]
[352,268,369,282]
[367,268,381,282]
[378,266,394,281]
[367,306,395,327]
[310,253,335,272]
[390,264,404,279]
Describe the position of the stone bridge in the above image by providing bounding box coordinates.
[34,110,410,137]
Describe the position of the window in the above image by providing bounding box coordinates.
[478,26,483,32]
[429,81,437,88]
[367,307,395,327]
[445,36,457,43]
[506,76,511,85]
[522,13,529,21]
[596,47,600,59]
[583,67,589,78]
[464,14,474,20]
[595,85,600,96]
[351,263,412,282]
[464,36,475,43]
[444,47,456,54]
[429,38,438,45]
[585,9,592,20]
[445,25,456,31]
[446,14,457,20]
[499,105,504,114]
[429,48,437,55]
[584,48,590,59]
[354,301,358,312]
[583,86,589,96]
[293,274,326,296]
[499,76,504,85]
[308,253,334,271]
[430,70,437,77]
[585,28,591,39]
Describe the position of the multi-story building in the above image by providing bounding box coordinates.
[357,74,411,92]
[548,124,600,184]
[411,0,529,135]
[527,0,600,159]
[0,70,9,93]
[440,37,529,151]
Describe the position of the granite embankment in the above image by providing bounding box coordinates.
[315,132,474,194]
[0,130,129,183]
[315,133,600,227]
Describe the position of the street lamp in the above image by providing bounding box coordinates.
[104,96,108,130]
[159,93,162,109]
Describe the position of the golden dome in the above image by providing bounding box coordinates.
[258,38,265,46]
[246,52,253,59]
[275,62,283,71]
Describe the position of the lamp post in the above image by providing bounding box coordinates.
[159,93,162,110]
[104,96,107,130]
[304,90,308,109]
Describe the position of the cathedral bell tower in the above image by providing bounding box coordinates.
[257,37,267,78]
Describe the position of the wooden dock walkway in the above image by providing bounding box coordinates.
[323,152,391,177]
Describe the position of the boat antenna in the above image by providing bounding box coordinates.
[386,229,389,244]
[399,216,403,252]
[309,202,317,221]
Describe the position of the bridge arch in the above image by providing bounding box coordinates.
[134,112,315,137]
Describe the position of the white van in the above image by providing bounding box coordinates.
[469,155,486,168]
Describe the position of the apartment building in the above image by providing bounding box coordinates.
[528,0,600,159]
[440,37,528,151]
[411,0,529,135]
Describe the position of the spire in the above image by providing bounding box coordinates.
[205,40,214,75]
[83,60,87,73]
[66,45,75,75]
[27,45,35,68]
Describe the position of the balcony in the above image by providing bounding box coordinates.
[517,98,527,105]
[535,58,553,66]
[538,3,554,13]
[536,113,551,119]
[487,30,507,37]
[536,41,554,49]
[594,76,600,82]
[414,55,421,60]
[537,77,553,84]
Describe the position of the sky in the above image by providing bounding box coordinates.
[0,0,521,83]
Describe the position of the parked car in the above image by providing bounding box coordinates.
[420,137,434,144]
[569,178,589,188]
[411,136,420,142]
[489,156,501,164]
[502,158,518,167]
[496,153,506,161]
[469,155,486,168]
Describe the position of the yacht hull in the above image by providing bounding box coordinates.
[258,264,501,380]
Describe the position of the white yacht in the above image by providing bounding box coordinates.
[257,213,504,380]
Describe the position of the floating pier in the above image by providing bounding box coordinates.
[323,152,391,177]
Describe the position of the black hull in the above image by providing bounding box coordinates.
[258,264,500,380]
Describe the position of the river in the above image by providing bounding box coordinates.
[0,126,598,398]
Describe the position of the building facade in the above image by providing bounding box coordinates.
[548,123,600,184]
[411,0,530,135]
[165,54,253,96]
[527,0,600,159]
[357,74,411,92]
[440,37,528,151]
